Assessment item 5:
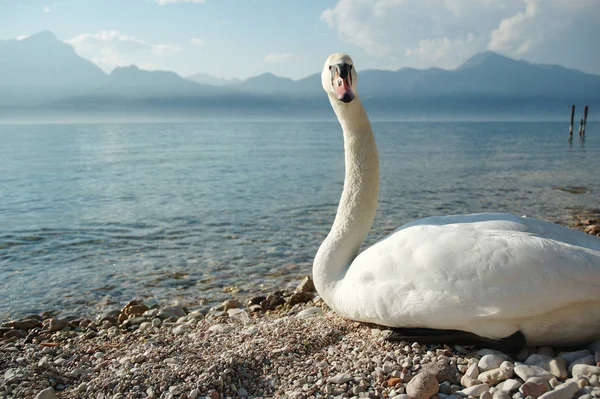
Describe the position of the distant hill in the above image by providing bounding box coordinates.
[1,31,600,120]
[186,72,240,86]
[96,66,227,98]
[0,31,107,105]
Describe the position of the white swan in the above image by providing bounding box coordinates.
[313,53,600,347]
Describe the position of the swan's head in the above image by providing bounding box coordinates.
[322,53,357,104]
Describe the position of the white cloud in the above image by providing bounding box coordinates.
[43,6,51,13]
[16,35,29,41]
[155,0,206,5]
[264,53,302,63]
[405,34,484,69]
[66,31,181,72]
[486,0,591,56]
[321,0,600,71]
[189,38,205,47]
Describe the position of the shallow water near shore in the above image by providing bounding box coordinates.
[1,121,599,320]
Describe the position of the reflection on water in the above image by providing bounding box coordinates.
[0,121,598,319]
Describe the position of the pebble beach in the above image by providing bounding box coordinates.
[1,216,599,399]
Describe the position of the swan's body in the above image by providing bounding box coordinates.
[313,53,600,346]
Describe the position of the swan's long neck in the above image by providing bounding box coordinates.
[313,95,380,304]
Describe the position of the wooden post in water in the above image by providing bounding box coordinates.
[578,119,584,137]
[569,105,575,138]
[582,105,589,136]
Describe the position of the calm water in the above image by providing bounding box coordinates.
[1,121,598,319]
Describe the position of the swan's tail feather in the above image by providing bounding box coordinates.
[385,327,526,354]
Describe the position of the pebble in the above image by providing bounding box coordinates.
[466,362,480,379]
[538,347,555,358]
[480,355,506,371]
[3,318,42,330]
[296,307,323,317]
[48,318,69,332]
[513,365,554,381]
[207,324,233,334]
[296,276,316,293]
[223,299,242,310]
[328,373,353,384]
[478,365,513,385]
[558,350,592,366]
[459,384,490,397]
[546,358,568,379]
[568,355,596,373]
[34,387,59,399]
[493,391,512,399]
[496,379,522,393]
[526,354,552,365]
[3,295,600,399]
[157,306,186,320]
[537,381,578,399]
[519,381,549,398]
[172,325,188,335]
[406,372,438,399]
[572,364,600,378]
[420,360,461,384]
[588,340,600,354]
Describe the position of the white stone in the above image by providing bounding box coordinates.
[459,384,490,397]
[513,365,554,381]
[537,381,578,399]
[383,361,395,373]
[493,391,511,399]
[546,358,567,380]
[496,379,522,393]
[328,373,353,384]
[478,366,513,385]
[477,349,508,359]
[479,355,505,371]
[169,385,182,395]
[297,307,323,317]
[466,363,481,379]
[568,355,596,374]
[208,324,233,334]
[572,365,600,379]
[189,388,199,399]
[172,325,188,335]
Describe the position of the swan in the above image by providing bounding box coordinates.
[313,53,600,349]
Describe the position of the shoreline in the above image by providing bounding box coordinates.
[1,214,599,398]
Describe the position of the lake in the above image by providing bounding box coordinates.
[0,121,598,319]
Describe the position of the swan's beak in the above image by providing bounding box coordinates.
[332,63,355,103]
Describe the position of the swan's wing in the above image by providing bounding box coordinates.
[341,214,600,331]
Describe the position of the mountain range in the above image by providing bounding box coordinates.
[1,31,599,120]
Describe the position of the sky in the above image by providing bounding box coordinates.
[1,0,599,80]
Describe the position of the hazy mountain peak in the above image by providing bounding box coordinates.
[24,30,58,42]
[458,51,518,70]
